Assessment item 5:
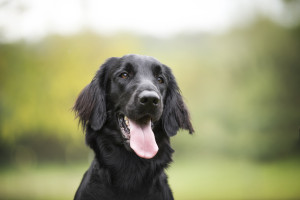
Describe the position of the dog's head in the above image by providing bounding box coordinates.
[73,54,194,159]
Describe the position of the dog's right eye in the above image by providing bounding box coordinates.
[120,73,129,79]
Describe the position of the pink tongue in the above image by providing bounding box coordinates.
[129,119,158,159]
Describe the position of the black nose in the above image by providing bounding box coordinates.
[139,91,160,107]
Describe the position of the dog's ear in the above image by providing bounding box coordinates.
[162,66,194,137]
[73,57,118,131]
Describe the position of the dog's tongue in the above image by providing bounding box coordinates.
[129,119,158,159]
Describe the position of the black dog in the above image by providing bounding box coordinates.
[73,54,194,200]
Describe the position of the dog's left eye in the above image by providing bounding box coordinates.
[157,77,164,84]
[120,73,129,79]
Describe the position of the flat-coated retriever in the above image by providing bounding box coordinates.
[73,54,194,200]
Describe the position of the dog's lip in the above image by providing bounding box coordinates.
[118,111,152,121]
[134,115,152,125]
[117,114,131,140]
[117,113,154,128]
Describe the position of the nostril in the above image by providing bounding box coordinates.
[153,98,159,105]
[140,97,148,104]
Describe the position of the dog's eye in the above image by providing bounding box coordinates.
[120,73,129,79]
[157,77,164,84]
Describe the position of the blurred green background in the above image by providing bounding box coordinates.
[1,0,300,199]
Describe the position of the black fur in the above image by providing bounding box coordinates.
[73,54,194,200]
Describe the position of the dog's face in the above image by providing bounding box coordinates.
[108,55,168,158]
[74,54,194,159]
[109,55,166,122]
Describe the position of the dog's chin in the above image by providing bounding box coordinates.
[117,113,160,159]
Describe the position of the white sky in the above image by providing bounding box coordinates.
[0,0,284,41]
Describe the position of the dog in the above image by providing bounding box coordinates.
[73,54,194,200]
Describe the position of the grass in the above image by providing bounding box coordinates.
[168,157,300,200]
[0,158,300,200]
[0,163,88,200]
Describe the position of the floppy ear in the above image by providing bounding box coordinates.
[162,66,194,136]
[73,57,118,131]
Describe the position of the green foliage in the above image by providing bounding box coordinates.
[0,19,300,165]
[0,33,141,143]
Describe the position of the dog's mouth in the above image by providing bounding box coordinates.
[118,114,158,159]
